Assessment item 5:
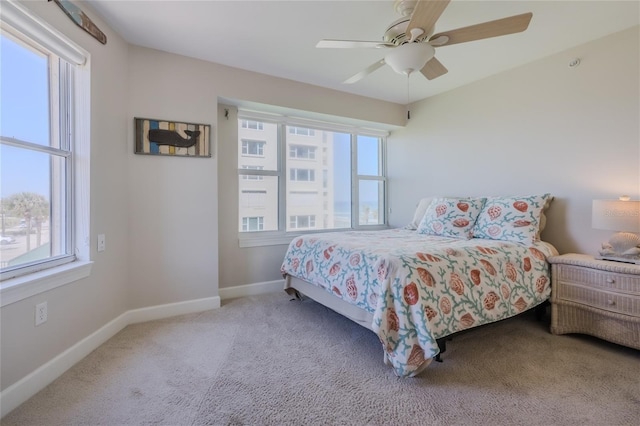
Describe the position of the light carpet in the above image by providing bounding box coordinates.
[2,292,639,425]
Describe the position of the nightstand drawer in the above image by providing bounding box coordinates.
[554,281,640,316]
[555,265,640,295]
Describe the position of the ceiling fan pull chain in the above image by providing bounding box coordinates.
[407,74,411,120]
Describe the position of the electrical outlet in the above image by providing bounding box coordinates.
[35,301,48,326]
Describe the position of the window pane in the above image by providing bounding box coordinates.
[0,34,51,147]
[0,145,68,269]
[357,135,381,176]
[238,120,277,171]
[286,128,351,231]
[238,175,278,232]
[359,180,384,225]
[1,32,70,275]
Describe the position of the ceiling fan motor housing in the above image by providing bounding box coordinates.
[384,16,433,45]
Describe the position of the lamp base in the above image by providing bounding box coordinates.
[597,232,640,264]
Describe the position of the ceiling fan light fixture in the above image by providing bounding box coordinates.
[384,42,435,75]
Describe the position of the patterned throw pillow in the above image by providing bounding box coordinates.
[417,197,486,239]
[472,194,552,244]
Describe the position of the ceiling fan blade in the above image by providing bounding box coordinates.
[317,39,395,49]
[343,59,386,84]
[420,57,448,80]
[407,0,451,38]
[429,12,533,47]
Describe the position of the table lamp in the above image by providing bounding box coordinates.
[592,197,640,264]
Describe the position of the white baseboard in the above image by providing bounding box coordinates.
[126,296,220,324]
[219,279,284,300]
[0,296,220,418]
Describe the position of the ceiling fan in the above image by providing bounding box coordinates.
[317,0,533,84]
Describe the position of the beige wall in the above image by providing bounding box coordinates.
[218,26,640,288]
[126,46,220,308]
[2,0,637,407]
[126,46,405,292]
[0,0,404,398]
[1,1,130,390]
[388,26,640,256]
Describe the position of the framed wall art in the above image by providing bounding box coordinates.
[134,117,211,157]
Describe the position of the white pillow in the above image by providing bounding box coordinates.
[405,197,433,230]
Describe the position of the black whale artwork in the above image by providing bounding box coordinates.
[148,129,200,148]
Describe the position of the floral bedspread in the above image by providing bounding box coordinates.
[280,228,557,377]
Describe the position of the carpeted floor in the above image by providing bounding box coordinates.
[3,292,639,425]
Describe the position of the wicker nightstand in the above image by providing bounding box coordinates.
[548,253,640,350]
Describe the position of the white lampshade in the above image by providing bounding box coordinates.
[592,199,640,232]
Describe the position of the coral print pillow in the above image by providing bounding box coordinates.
[417,197,486,239]
[472,194,552,244]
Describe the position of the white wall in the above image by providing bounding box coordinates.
[126,47,221,308]
[388,26,640,256]
[126,46,405,293]
[1,2,404,409]
[128,46,404,294]
[3,0,636,414]
[1,1,130,390]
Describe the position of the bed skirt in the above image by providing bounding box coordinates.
[284,275,375,331]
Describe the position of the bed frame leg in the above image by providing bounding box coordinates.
[285,288,302,301]
[434,338,448,363]
[535,300,549,321]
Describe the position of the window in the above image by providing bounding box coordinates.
[241,139,265,156]
[289,127,315,136]
[289,215,316,230]
[289,168,315,182]
[241,120,263,130]
[242,217,264,232]
[289,145,316,159]
[237,112,387,243]
[0,0,90,300]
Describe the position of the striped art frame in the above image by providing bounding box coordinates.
[134,117,211,157]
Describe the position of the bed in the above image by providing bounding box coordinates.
[280,195,558,377]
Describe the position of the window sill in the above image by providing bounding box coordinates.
[238,225,390,248]
[0,260,93,307]
[238,232,295,248]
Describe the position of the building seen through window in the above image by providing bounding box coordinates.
[237,114,386,234]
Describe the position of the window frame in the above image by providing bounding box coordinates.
[237,110,388,248]
[0,0,92,306]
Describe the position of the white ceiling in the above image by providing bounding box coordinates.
[88,0,639,104]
